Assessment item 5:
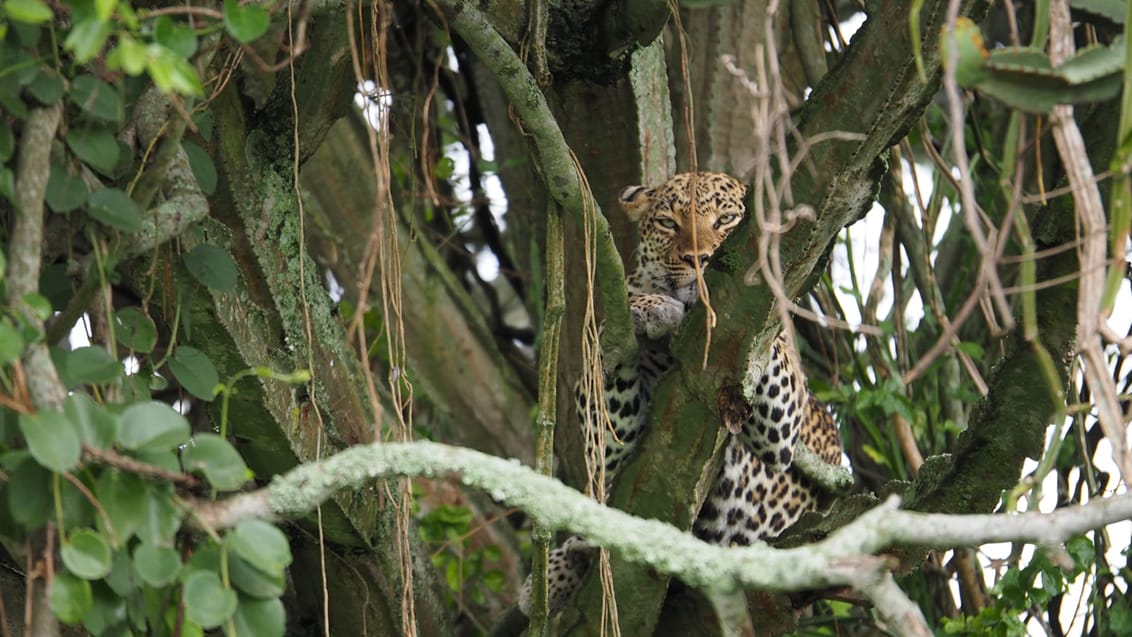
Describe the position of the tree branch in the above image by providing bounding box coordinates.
[190,440,1132,619]
[9,104,66,411]
[431,0,637,366]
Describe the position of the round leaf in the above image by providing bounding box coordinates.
[222,0,270,44]
[146,44,204,96]
[86,188,142,232]
[228,596,285,637]
[61,529,113,580]
[132,543,182,587]
[45,165,88,213]
[183,244,237,292]
[227,519,291,576]
[6,452,52,528]
[117,401,190,452]
[182,141,217,195]
[228,552,285,599]
[154,16,198,58]
[65,345,123,384]
[167,346,219,400]
[62,15,111,62]
[139,484,182,545]
[181,434,249,491]
[64,393,117,449]
[71,74,122,123]
[50,572,92,624]
[115,307,157,353]
[27,70,64,105]
[96,469,147,542]
[182,571,237,629]
[18,410,81,472]
[65,127,119,175]
[0,321,26,364]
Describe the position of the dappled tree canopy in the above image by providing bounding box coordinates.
[2,0,1132,635]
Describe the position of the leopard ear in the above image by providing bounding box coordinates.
[619,185,653,222]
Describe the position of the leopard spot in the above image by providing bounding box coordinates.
[767,384,779,399]
[770,406,784,422]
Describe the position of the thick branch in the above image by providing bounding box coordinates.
[192,441,1132,590]
[9,104,66,411]
[432,0,636,366]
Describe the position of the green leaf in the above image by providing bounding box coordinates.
[45,165,89,213]
[86,188,142,232]
[65,127,119,175]
[222,0,271,44]
[63,16,111,63]
[167,346,219,400]
[1070,0,1127,23]
[64,393,117,449]
[71,74,123,123]
[228,552,285,599]
[117,401,190,452]
[18,410,81,472]
[182,571,237,629]
[0,121,13,162]
[106,35,147,76]
[181,434,249,490]
[6,452,52,528]
[61,529,113,579]
[227,596,285,637]
[5,0,54,24]
[0,321,25,364]
[227,519,291,575]
[94,0,117,21]
[27,69,64,104]
[146,44,204,96]
[154,16,198,58]
[82,583,128,635]
[0,167,14,205]
[66,345,123,384]
[182,141,217,195]
[1056,40,1125,85]
[96,469,147,542]
[139,483,182,544]
[21,291,52,321]
[132,542,182,587]
[50,571,93,624]
[183,244,238,291]
[940,17,989,87]
[115,307,158,353]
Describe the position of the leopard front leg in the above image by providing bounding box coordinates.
[631,292,685,339]
[739,333,806,472]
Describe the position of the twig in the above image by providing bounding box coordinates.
[82,445,201,489]
[526,200,565,636]
[1046,0,1132,484]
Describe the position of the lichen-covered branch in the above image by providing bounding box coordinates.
[190,440,1132,604]
[10,103,66,411]
[431,0,636,366]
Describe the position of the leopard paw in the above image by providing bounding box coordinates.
[631,293,685,339]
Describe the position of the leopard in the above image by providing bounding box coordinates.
[519,172,844,616]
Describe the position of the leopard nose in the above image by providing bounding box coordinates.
[681,254,710,267]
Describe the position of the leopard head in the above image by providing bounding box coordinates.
[621,172,747,302]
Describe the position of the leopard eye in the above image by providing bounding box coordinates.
[656,217,679,230]
[715,213,739,227]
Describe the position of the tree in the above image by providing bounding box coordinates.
[1,0,1130,635]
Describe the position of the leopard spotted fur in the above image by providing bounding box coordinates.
[519,172,843,615]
